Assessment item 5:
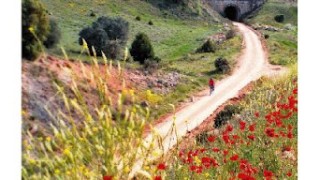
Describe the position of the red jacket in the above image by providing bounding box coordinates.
[209,79,214,87]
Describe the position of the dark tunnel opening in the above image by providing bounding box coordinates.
[224,6,239,21]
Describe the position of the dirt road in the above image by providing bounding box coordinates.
[130,22,276,177]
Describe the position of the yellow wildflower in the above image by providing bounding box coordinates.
[46,137,51,142]
[28,27,34,33]
[54,169,60,175]
[93,127,99,133]
[124,166,130,173]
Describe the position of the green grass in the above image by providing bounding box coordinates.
[42,0,223,62]
[247,1,297,66]
[247,1,297,28]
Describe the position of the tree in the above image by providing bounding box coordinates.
[22,0,50,60]
[44,18,61,48]
[79,16,129,59]
[130,33,155,64]
[214,57,230,73]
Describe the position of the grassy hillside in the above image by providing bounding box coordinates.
[42,0,225,61]
[247,0,297,66]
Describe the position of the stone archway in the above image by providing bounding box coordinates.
[224,5,239,21]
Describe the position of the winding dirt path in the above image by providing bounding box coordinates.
[130,22,282,177]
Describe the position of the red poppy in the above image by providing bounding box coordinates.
[190,165,197,171]
[237,173,256,180]
[212,147,220,152]
[157,163,166,170]
[103,176,113,180]
[208,135,216,142]
[154,176,162,180]
[223,134,230,144]
[263,170,273,178]
[283,146,291,152]
[230,154,239,161]
[212,158,219,167]
[223,149,229,156]
[201,157,212,168]
[287,132,293,139]
[239,120,246,130]
[226,124,233,132]
[248,134,255,141]
[293,88,297,95]
[287,171,292,177]
[254,112,260,118]
[249,124,256,132]
[265,128,276,137]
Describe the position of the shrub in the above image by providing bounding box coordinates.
[197,39,216,53]
[225,29,236,40]
[130,33,155,64]
[195,131,209,144]
[43,18,61,48]
[144,57,161,70]
[135,16,141,21]
[22,0,50,60]
[274,14,285,23]
[264,34,270,39]
[214,105,241,128]
[148,20,154,25]
[214,57,230,73]
[78,16,129,58]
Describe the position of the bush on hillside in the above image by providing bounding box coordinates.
[44,18,61,48]
[225,29,236,40]
[130,33,156,64]
[135,16,141,21]
[148,20,154,25]
[274,14,285,23]
[214,105,241,128]
[79,16,129,59]
[144,57,161,70]
[197,39,216,53]
[22,0,50,60]
[214,57,230,73]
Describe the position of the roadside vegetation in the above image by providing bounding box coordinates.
[164,66,297,179]
[246,0,297,66]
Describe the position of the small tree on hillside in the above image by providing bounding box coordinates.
[44,18,61,48]
[79,16,129,59]
[197,39,216,53]
[22,0,50,60]
[130,33,155,64]
[215,57,230,73]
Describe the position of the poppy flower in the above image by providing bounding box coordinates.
[248,134,255,141]
[263,170,273,178]
[157,163,166,170]
[208,135,216,142]
[212,147,220,152]
[223,134,230,144]
[287,132,293,139]
[287,171,292,177]
[226,124,233,132]
[265,128,276,137]
[201,157,211,168]
[230,154,239,161]
[254,112,260,118]
[223,149,229,156]
[103,176,113,180]
[249,124,256,132]
[154,176,162,180]
[239,120,246,130]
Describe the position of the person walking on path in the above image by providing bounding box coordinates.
[209,78,215,95]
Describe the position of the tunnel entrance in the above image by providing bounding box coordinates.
[224,6,239,21]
